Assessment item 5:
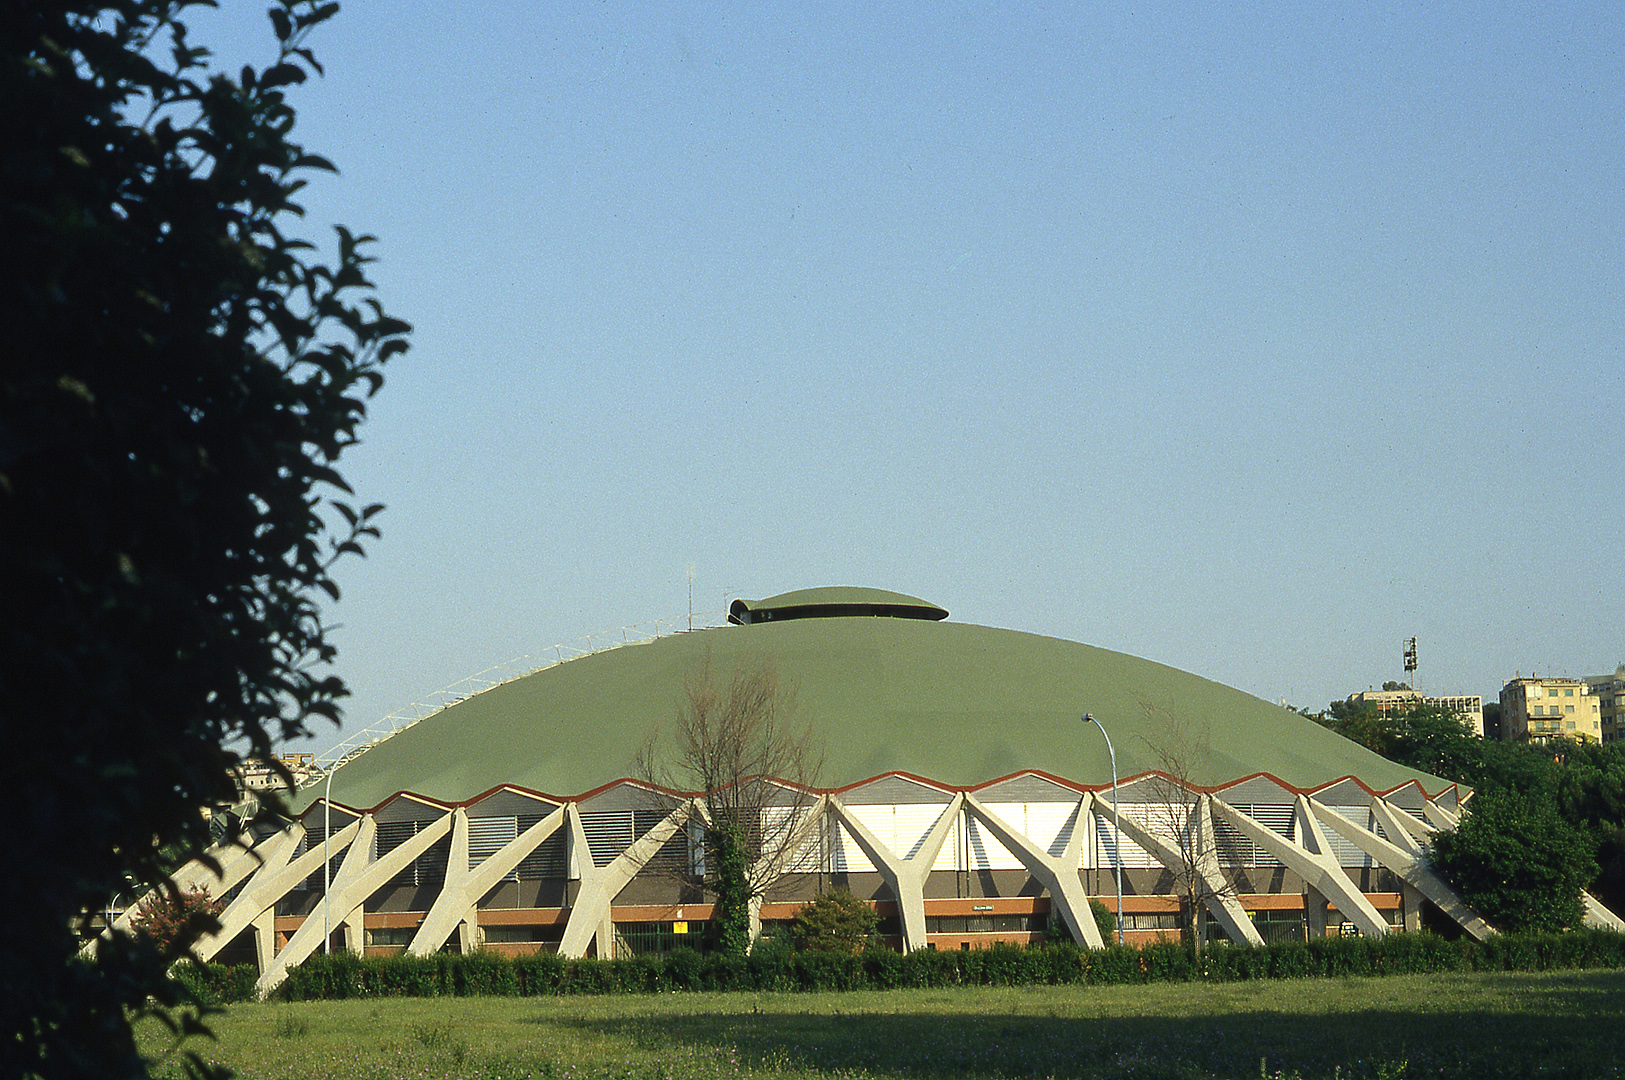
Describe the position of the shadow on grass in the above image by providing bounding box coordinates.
[542,971,1625,1080]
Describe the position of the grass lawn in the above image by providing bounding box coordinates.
[139,969,1625,1080]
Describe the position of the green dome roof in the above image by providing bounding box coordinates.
[313,611,1451,810]
[729,587,948,624]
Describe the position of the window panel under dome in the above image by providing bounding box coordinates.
[1213,804,1292,868]
[515,813,568,878]
[1092,806,1159,869]
[375,819,450,888]
[965,816,1021,871]
[1317,805,1374,868]
[467,815,519,881]
[578,808,689,871]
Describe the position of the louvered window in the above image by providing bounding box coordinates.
[578,809,690,870]
[1212,813,1252,867]
[1318,806,1373,868]
[516,813,568,879]
[300,821,347,891]
[1093,807,1159,869]
[468,816,519,881]
[578,810,635,867]
[1247,804,1292,868]
[637,810,692,874]
[1214,804,1292,868]
[376,819,450,888]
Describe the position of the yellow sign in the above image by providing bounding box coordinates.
[673,921,689,935]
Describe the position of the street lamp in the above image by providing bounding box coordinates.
[323,762,342,955]
[1083,713,1123,945]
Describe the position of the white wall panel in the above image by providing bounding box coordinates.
[762,805,822,873]
[932,813,964,873]
[1320,805,1375,868]
[965,815,1022,870]
[1093,806,1160,869]
[894,804,949,861]
[830,817,877,873]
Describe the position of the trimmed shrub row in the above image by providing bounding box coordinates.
[173,960,259,1006]
[220,929,1625,1002]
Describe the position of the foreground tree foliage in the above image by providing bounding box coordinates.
[129,889,225,960]
[1312,693,1625,923]
[1,2,407,1076]
[1428,788,1597,933]
[791,889,879,955]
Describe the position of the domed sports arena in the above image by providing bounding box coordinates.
[164,587,1514,993]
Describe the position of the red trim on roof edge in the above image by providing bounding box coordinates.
[299,769,1464,818]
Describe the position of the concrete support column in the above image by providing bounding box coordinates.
[745,796,829,950]
[197,821,336,963]
[1312,798,1494,941]
[1401,881,1423,932]
[343,914,364,956]
[252,908,276,972]
[828,793,965,953]
[1095,792,1263,947]
[458,917,481,954]
[410,806,565,956]
[963,793,1105,949]
[559,800,694,959]
[1305,886,1329,940]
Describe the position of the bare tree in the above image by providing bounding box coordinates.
[636,654,822,957]
[1139,709,1239,955]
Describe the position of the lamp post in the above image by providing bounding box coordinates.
[323,762,339,955]
[105,890,126,946]
[1083,713,1123,945]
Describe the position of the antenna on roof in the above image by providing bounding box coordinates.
[685,563,695,631]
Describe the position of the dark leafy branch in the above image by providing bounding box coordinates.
[2,2,408,1076]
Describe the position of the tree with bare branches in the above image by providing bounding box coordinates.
[637,655,822,958]
[1139,710,1240,955]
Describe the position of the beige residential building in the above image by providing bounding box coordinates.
[1500,676,1602,744]
[230,752,320,799]
[1585,665,1625,743]
[1352,689,1485,737]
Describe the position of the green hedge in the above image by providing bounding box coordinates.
[173,961,259,1005]
[238,929,1625,1001]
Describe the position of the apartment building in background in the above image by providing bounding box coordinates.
[1500,676,1602,744]
[1352,688,1485,737]
[1585,665,1625,743]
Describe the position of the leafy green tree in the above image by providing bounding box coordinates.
[791,889,879,954]
[1470,737,1563,797]
[1317,697,1490,785]
[1554,742,1625,914]
[1045,898,1117,945]
[1319,698,1401,760]
[1387,703,1482,780]
[2,2,407,1076]
[1428,788,1597,933]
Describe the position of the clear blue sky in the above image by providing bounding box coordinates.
[191,1,1622,751]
